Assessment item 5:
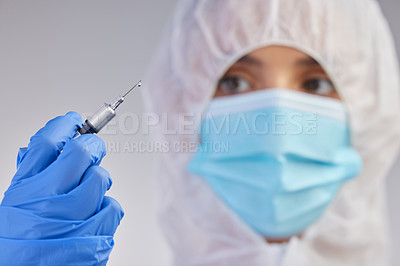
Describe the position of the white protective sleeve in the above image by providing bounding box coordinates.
[143,0,400,265]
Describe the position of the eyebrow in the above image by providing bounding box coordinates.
[237,54,320,67]
[295,57,320,67]
[237,55,263,66]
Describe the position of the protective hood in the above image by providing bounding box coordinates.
[143,0,400,265]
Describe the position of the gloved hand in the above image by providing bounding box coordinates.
[0,111,124,266]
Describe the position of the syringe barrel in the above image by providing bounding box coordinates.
[78,103,116,134]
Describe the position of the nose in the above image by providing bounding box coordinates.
[260,69,297,91]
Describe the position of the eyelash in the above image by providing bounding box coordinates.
[301,78,335,96]
[217,75,335,96]
[218,76,253,94]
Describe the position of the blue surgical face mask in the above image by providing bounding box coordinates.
[187,89,362,239]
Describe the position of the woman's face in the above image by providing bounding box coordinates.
[214,46,340,100]
[213,45,340,243]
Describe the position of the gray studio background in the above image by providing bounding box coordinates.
[0,1,399,265]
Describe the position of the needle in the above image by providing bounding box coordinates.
[123,80,142,98]
[109,80,142,110]
[78,79,142,134]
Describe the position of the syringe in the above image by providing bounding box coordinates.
[78,80,141,134]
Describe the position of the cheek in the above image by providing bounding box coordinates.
[329,90,341,100]
[213,88,259,98]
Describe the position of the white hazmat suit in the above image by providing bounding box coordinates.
[144,0,400,265]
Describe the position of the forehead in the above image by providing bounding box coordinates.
[238,45,319,67]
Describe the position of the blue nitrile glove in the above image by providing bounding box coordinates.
[0,111,124,266]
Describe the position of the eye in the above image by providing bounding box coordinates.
[218,76,252,94]
[301,78,335,96]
